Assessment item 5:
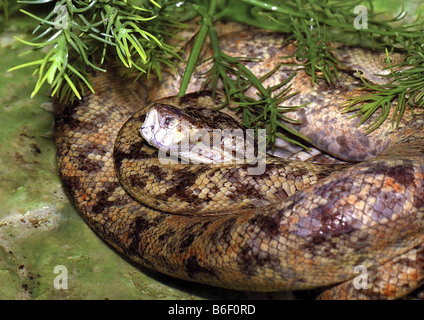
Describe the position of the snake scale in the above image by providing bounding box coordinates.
[55,24,424,299]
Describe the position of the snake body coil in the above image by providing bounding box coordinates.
[55,28,424,299]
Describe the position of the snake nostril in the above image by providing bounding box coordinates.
[141,125,154,131]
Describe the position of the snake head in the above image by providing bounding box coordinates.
[140,103,191,149]
[140,102,256,164]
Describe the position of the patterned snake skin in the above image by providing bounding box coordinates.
[55,27,424,299]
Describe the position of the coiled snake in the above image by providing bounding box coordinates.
[55,26,424,299]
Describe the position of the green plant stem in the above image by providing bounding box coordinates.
[178,0,217,97]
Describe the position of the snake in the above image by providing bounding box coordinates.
[55,25,424,299]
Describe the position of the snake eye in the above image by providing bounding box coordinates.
[162,116,175,127]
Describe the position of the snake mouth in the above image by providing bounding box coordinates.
[140,122,175,149]
[145,128,178,149]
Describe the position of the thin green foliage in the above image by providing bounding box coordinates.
[236,0,424,83]
[229,0,424,133]
[10,0,424,145]
[342,48,424,133]
[178,0,309,147]
[203,45,309,148]
[176,0,424,146]
[9,0,183,102]
[289,14,340,84]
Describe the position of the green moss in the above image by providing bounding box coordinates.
[0,24,55,217]
[0,14,202,300]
